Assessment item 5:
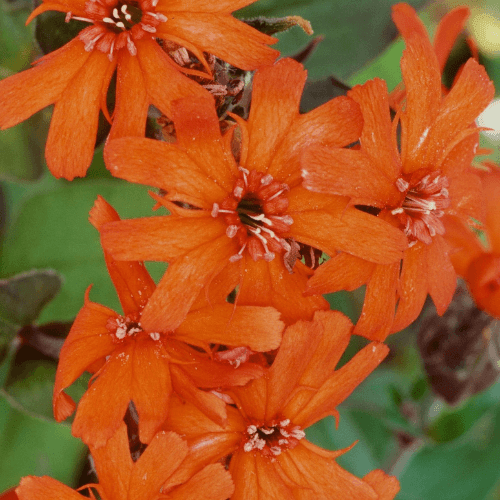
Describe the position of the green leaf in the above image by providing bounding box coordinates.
[5,360,56,420]
[0,5,33,72]
[236,0,427,80]
[399,403,500,500]
[0,112,48,182]
[0,178,166,323]
[0,269,62,326]
[0,390,86,492]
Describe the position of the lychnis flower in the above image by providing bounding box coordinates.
[162,310,400,499]
[0,0,278,179]
[54,196,284,448]
[102,57,407,331]
[303,3,494,339]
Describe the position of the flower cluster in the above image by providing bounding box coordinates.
[1,1,495,499]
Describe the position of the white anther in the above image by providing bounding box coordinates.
[233,186,243,198]
[113,7,119,17]
[211,203,219,217]
[238,167,250,175]
[156,13,168,22]
[116,21,126,29]
[290,429,306,440]
[141,23,156,33]
[280,428,290,437]
[264,252,275,262]
[243,442,253,452]
[396,178,409,193]
[127,327,141,336]
[270,447,282,456]
[280,419,290,426]
[278,439,288,445]
[103,17,115,24]
[391,207,404,215]
[150,332,160,341]
[121,4,128,13]
[229,254,243,263]
[152,0,159,6]
[115,326,127,339]
[261,428,274,435]
[226,225,239,238]
[126,35,137,56]
[65,12,72,22]
[261,174,273,186]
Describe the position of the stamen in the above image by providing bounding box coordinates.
[141,23,156,33]
[65,12,72,22]
[116,21,126,29]
[226,225,238,238]
[103,17,115,24]
[211,203,219,218]
[150,332,160,341]
[395,177,409,193]
[261,174,273,186]
[126,34,137,56]
[113,7,119,18]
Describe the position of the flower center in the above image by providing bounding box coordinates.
[211,168,293,263]
[106,314,161,342]
[103,3,143,32]
[75,0,167,58]
[243,419,305,458]
[391,171,450,245]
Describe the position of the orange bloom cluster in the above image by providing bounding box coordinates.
[1,1,494,499]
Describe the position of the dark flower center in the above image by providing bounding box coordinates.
[211,168,293,263]
[243,418,306,458]
[392,171,450,245]
[106,314,161,342]
[103,2,143,32]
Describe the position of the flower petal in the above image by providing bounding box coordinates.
[170,364,227,427]
[129,431,188,498]
[236,256,329,325]
[157,0,256,12]
[292,342,389,429]
[481,169,500,253]
[279,443,379,499]
[265,318,324,420]
[422,58,494,169]
[107,51,149,141]
[0,39,90,130]
[269,95,364,182]
[392,242,428,333]
[88,423,132,500]
[244,58,306,173]
[89,196,156,315]
[289,188,407,265]
[354,262,400,341]
[135,38,209,117]
[72,342,135,448]
[171,96,239,191]
[443,214,484,277]
[398,37,441,174]
[363,469,400,500]
[140,235,234,332]
[156,13,278,70]
[348,78,401,180]
[16,476,84,500]
[45,49,113,179]
[306,253,375,296]
[433,7,470,72]
[53,293,116,422]
[426,235,456,315]
[101,216,226,262]
[166,463,235,500]
[105,137,228,208]
[302,146,401,208]
[177,304,284,351]
[128,338,173,444]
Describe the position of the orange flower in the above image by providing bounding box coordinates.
[0,0,278,180]
[446,165,500,317]
[101,57,407,332]
[162,310,399,499]
[16,423,234,500]
[302,3,494,340]
[54,195,284,448]
[389,4,471,108]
